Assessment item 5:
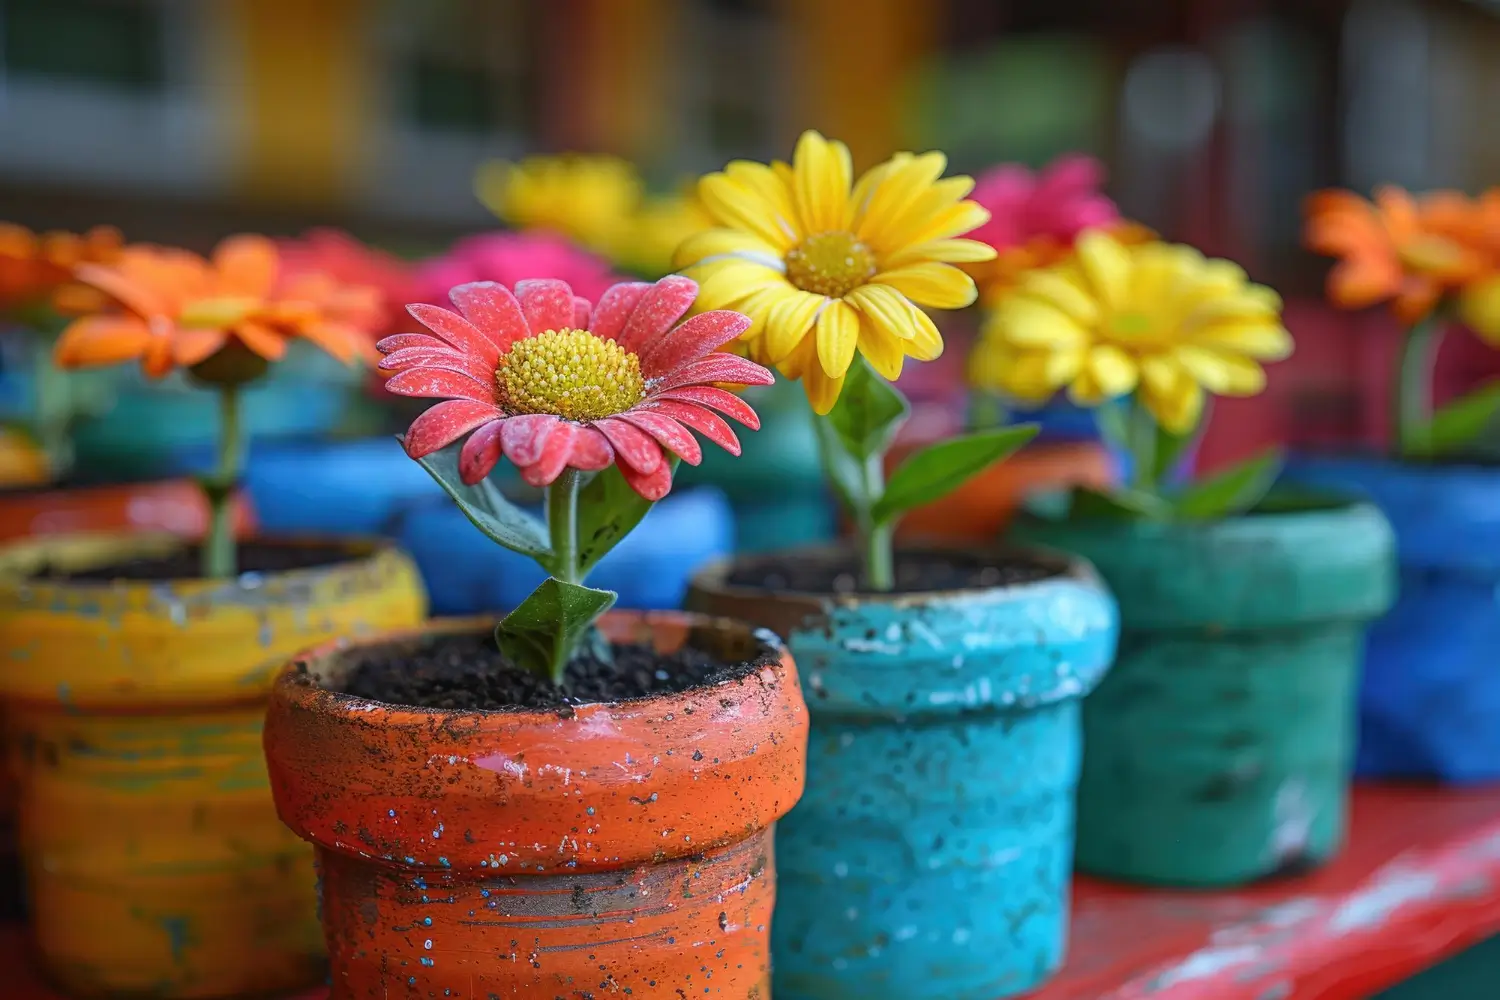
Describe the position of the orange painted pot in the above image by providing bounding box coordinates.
[891,438,1115,544]
[0,478,254,543]
[263,612,809,1000]
[0,533,427,999]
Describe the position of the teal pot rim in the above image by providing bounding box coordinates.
[1011,499,1396,632]
[687,542,1119,716]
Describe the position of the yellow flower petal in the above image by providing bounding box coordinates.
[780,335,847,414]
[870,263,977,309]
[855,151,949,249]
[1075,231,1132,311]
[814,299,860,378]
[905,303,944,361]
[847,283,920,341]
[696,261,788,310]
[883,238,997,268]
[764,289,827,363]
[1017,270,1100,325]
[996,296,1090,349]
[1461,276,1500,345]
[700,170,798,250]
[1141,375,1204,434]
[1175,345,1266,396]
[1088,344,1140,398]
[1191,321,1293,360]
[858,314,907,381]
[792,130,854,234]
[674,228,784,270]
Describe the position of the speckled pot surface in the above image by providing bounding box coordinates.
[688,546,1119,1000]
[263,611,809,1000]
[0,532,426,998]
[1012,501,1396,887]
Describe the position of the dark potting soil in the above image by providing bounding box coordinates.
[338,632,768,712]
[33,541,359,582]
[724,548,1058,596]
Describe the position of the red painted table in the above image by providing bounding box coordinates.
[7,785,1500,1000]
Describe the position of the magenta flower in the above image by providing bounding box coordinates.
[415,231,620,308]
[380,275,772,501]
[968,155,1120,253]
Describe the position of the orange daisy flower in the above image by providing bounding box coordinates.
[55,234,374,378]
[1304,186,1490,324]
[0,223,123,312]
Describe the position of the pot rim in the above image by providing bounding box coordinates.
[688,540,1104,609]
[274,609,790,721]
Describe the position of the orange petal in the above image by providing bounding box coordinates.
[1327,256,1402,310]
[53,315,154,368]
[1393,278,1443,325]
[1374,186,1419,240]
[298,321,368,364]
[143,335,176,378]
[232,318,288,361]
[173,328,229,366]
[74,262,170,318]
[214,234,279,298]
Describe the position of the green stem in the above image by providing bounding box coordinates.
[1128,396,1158,493]
[546,468,582,585]
[860,454,894,591]
[202,386,244,579]
[1395,312,1444,459]
[32,340,73,478]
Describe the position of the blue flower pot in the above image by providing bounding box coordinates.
[243,437,441,535]
[1282,454,1500,782]
[397,487,734,616]
[687,547,1118,1000]
[1013,499,1395,885]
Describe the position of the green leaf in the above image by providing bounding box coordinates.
[574,460,676,577]
[1173,448,1284,520]
[410,439,552,560]
[1152,422,1198,485]
[871,424,1039,526]
[1413,381,1500,458]
[824,356,910,461]
[812,412,869,518]
[495,577,617,685]
[1070,485,1174,520]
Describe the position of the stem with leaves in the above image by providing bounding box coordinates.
[1393,312,1443,460]
[201,385,244,579]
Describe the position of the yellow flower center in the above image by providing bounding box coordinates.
[1398,236,1466,276]
[498,328,646,421]
[785,231,877,298]
[180,296,259,329]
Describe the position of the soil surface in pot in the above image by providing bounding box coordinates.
[339,633,772,712]
[725,548,1057,595]
[34,541,359,582]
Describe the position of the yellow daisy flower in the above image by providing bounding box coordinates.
[675,130,997,413]
[612,189,715,279]
[981,231,1293,433]
[476,154,643,254]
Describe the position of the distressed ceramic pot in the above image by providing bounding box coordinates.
[1013,500,1395,886]
[890,439,1115,544]
[1282,455,1500,781]
[0,477,252,544]
[0,533,426,998]
[687,547,1119,1000]
[263,611,809,1000]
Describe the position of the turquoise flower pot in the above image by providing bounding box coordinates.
[688,547,1118,1000]
[1012,500,1396,886]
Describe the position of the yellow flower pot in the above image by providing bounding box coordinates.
[0,533,427,998]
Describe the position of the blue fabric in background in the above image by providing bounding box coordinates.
[1281,453,1500,782]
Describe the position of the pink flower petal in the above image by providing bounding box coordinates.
[572,295,592,330]
[643,399,741,455]
[406,304,501,367]
[569,427,614,471]
[518,422,576,487]
[384,367,496,401]
[594,417,662,474]
[499,412,561,466]
[639,310,753,377]
[618,410,703,466]
[590,282,653,341]
[378,348,495,385]
[377,332,450,353]
[514,279,577,334]
[459,420,506,484]
[617,275,698,353]
[653,353,775,392]
[403,402,502,458]
[448,282,530,352]
[618,457,673,501]
[654,385,761,429]
[1035,154,1106,202]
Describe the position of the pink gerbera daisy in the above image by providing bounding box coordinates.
[380,275,772,500]
[969,155,1120,253]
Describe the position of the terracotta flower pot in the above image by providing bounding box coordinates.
[0,533,427,998]
[687,546,1119,1000]
[0,478,253,543]
[890,438,1114,544]
[263,612,809,1000]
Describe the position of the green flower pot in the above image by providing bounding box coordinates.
[1011,499,1395,887]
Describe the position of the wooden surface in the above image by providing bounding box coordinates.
[6,784,1500,1000]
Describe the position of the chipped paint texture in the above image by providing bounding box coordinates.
[263,612,809,999]
[688,548,1119,1000]
[1016,504,1395,887]
[0,532,426,998]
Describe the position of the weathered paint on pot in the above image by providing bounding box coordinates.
[1282,454,1500,781]
[890,439,1115,544]
[0,478,252,544]
[1012,501,1396,886]
[0,533,427,998]
[262,611,809,1000]
[687,548,1119,1000]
